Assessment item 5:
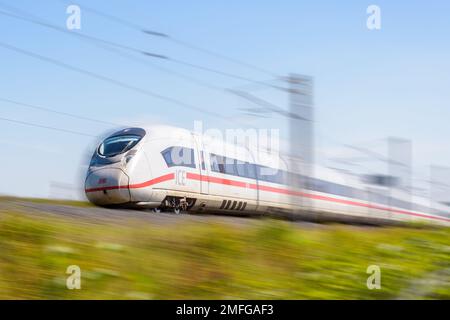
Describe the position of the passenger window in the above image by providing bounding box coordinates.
[257,165,273,182]
[236,160,247,177]
[224,158,236,175]
[210,154,224,173]
[209,154,260,180]
[162,149,173,166]
[216,155,226,173]
[246,162,256,179]
[200,151,206,170]
[161,146,196,168]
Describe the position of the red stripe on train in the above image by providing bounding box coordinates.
[187,173,450,222]
[85,172,450,222]
[85,173,174,193]
[129,173,174,189]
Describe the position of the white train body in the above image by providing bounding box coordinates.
[85,126,450,226]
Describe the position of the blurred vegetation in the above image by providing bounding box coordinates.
[0,201,449,299]
[0,196,93,208]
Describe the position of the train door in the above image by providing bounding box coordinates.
[199,146,210,194]
[193,134,209,194]
[248,149,260,210]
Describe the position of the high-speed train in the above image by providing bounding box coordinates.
[85,125,450,226]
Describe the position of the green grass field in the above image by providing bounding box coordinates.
[0,198,449,299]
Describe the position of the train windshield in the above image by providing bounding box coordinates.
[98,135,141,157]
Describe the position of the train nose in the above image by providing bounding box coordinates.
[85,168,130,205]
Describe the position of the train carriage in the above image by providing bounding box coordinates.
[85,125,450,226]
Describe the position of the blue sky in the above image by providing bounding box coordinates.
[0,0,449,199]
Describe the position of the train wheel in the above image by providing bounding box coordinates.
[173,207,181,215]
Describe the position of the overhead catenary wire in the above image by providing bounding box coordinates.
[168,58,284,91]
[0,8,167,58]
[0,41,226,120]
[228,89,307,120]
[0,5,284,94]
[55,0,277,77]
[0,97,123,127]
[0,2,276,131]
[0,116,97,137]
[0,4,280,90]
[0,5,224,94]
